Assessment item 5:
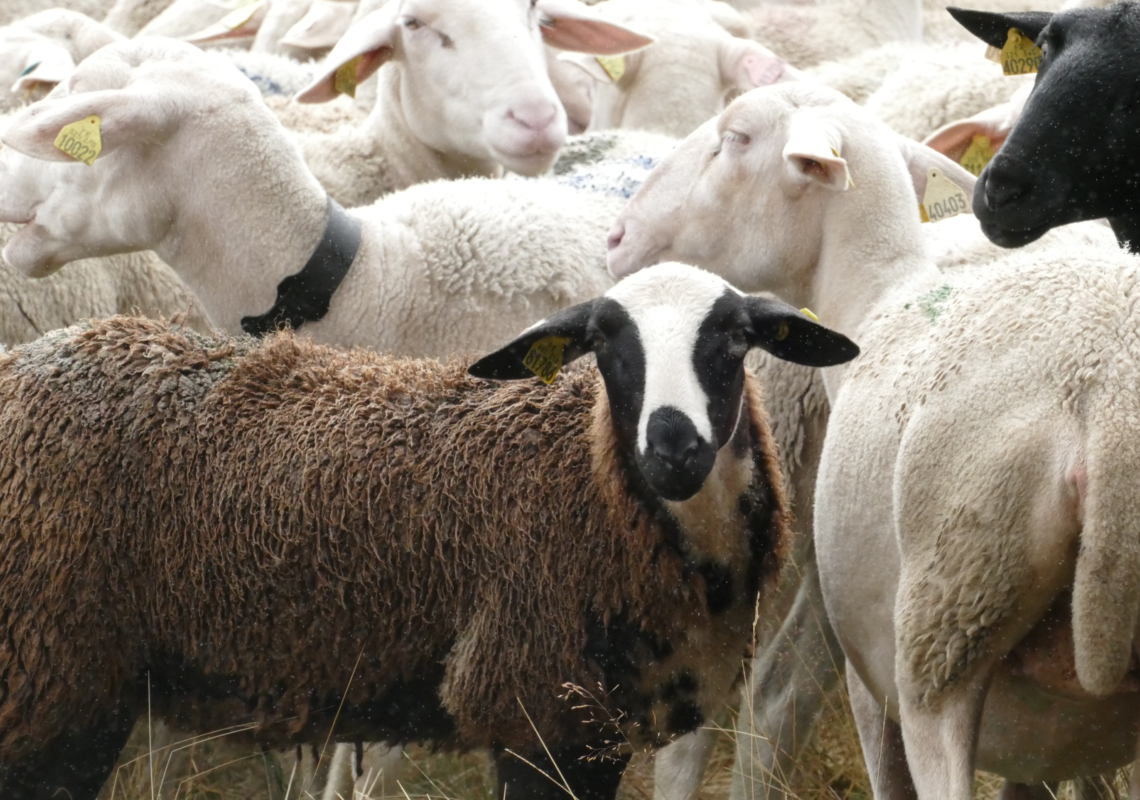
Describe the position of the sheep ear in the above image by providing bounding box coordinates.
[744,296,859,368]
[921,117,1010,166]
[468,300,599,381]
[534,0,655,56]
[556,52,616,84]
[783,120,850,191]
[1,86,171,163]
[946,7,1052,49]
[295,3,397,103]
[280,0,356,50]
[10,46,76,95]
[895,134,978,204]
[182,0,269,43]
[719,38,789,91]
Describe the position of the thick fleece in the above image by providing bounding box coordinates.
[0,315,789,764]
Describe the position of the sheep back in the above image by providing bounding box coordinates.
[0,316,788,762]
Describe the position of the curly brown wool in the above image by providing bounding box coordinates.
[0,315,789,773]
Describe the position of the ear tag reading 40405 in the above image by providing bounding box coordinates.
[985,27,1042,75]
[920,168,970,223]
[523,336,571,384]
[54,115,102,166]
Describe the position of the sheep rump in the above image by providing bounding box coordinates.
[0,315,789,770]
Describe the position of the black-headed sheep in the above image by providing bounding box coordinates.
[0,262,858,800]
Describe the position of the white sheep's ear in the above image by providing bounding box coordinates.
[783,121,850,191]
[182,0,270,43]
[922,84,1029,165]
[557,51,617,84]
[10,46,76,95]
[280,0,357,50]
[295,2,397,103]
[895,134,978,204]
[718,38,793,91]
[1,86,171,163]
[534,0,655,56]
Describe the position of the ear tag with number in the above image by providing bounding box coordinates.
[799,308,819,322]
[220,0,263,29]
[334,55,363,97]
[999,27,1042,75]
[54,116,102,166]
[919,168,970,223]
[959,134,995,177]
[523,336,571,384]
[595,55,625,82]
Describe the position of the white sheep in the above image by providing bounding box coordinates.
[101,0,177,34]
[0,9,123,112]
[0,37,624,364]
[0,0,112,28]
[555,0,805,138]
[608,81,1140,800]
[282,0,652,206]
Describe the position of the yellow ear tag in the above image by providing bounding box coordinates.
[596,55,625,82]
[54,115,102,166]
[920,167,970,223]
[334,55,363,97]
[799,308,819,322]
[959,134,995,177]
[220,0,263,29]
[775,321,790,341]
[523,336,571,384]
[999,27,1042,75]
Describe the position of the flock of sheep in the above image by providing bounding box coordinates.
[0,0,1136,797]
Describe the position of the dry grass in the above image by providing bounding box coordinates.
[99,681,1124,800]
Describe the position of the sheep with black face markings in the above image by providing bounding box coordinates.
[0,262,858,800]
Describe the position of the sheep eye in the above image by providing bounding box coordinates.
[722,130,751,146]
[401,16,421,30]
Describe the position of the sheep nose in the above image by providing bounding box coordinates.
[982,158,1029,211]
[645,408,701,471]
[607,223,625,251]
[507,100,558,132]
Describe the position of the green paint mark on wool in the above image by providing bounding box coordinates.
[918,285,954,322]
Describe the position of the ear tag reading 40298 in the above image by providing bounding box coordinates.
[54,115,102,166]
[985,27,1042,75]
[523,336,571,384]
[920,168,970,223]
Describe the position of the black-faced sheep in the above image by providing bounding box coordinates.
[0,262,858,800]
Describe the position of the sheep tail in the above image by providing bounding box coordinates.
[1072,395,1140,696]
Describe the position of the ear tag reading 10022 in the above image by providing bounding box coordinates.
[596,55,625,82]
[920,168,970,223]
[985,27,1042,75]
[54,116,102,166]
[335,55,363,97]
[523,336,571,384]
[959,134,995,177]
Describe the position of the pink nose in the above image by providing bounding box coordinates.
[607,222,625,251]
[507,100,558,132]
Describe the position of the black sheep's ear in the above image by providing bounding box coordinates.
[744,296,859,368]
[946,7,1053,48]
[468,300,600,382]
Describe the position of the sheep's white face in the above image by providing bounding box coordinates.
[469,262,859,502]
[297,0,654,176]
[605,84,858,305]
[558,0,794,140]
[0,40,259,276]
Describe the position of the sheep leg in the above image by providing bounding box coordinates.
[0,704,136,800]
[730,556,845,800]
[846,662,916,800]
[652,726,718,800]
[495,744,630,800]
[897,666,991,800]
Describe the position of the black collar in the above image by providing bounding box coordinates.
[241,196,363,337]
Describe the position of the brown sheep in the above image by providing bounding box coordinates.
[0,263,858,800]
